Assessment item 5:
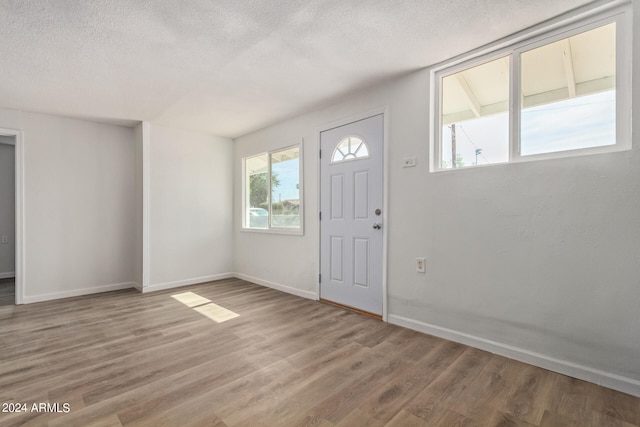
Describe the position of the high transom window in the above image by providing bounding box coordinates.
[431,4,631,171]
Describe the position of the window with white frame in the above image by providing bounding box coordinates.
[432,5,631,171]
[331,135,370,163]
[243,144,303,233]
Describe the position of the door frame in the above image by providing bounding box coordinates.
[316,106,389,321]
[0,127,24,305]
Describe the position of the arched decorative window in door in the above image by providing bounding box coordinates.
[331,135,370,164]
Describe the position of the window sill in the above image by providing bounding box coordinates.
[241,227,304,236]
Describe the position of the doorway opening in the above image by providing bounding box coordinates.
[0,135,15,305]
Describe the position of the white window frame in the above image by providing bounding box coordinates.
[430,2,632,172]
[242,142,304,235]
[330,134,371,164]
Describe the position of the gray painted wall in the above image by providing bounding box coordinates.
[0,109,137,302]
[148,124,233,290]
[0,112,234,300]
[0,140,15,277]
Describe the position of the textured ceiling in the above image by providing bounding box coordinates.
[0,0,594,138]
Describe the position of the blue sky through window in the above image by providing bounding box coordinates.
[272,158,299,202]
[441,90,615,167]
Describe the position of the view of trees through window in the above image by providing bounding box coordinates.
[245,146,301,230]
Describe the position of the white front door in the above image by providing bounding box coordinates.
[320,114,383,316]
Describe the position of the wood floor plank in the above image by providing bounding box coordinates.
[431,409,477,427]
[365,340,467,424]
[385,407,443,426]
[487,410,539,427]
[217,344,375,426]
[47,351,261,426]
[590,410,640,427]
[447,355,526,424]
[0,278,638,427]
[306,345,411,423]
[121,388,227,427]
[544,375,600,425]
[402,347,494,421]
[321,338,456,424]
[333,408,385,427]
[498,363,557,425]
[592,384,640,426]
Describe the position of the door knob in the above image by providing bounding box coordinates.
[373,223,382,230]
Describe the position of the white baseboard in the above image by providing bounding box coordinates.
[233,273,317,300]
[143,273,235,293]
[131,282,143,292]
[0,271,15,279]
[388,314,640,398]
[22,282,136,304]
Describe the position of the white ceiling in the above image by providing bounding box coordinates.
[0,0,595,138]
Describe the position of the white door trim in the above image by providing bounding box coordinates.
[0,127,24,305]
[141,121,151,291]
[316,106,389,321]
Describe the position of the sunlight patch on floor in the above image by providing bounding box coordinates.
[171,291,211,307]
[171,291,239,323]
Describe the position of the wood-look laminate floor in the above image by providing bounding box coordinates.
[0,278,638,427]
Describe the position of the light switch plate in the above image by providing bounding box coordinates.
[403,157,417,168]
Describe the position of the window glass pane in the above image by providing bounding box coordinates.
[520,23,616,155]
[331,136,369,163]
[441,56,510,168]
[270,147,300,228]
[245,154,269,228]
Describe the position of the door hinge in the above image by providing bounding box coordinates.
[319,149,322,158]
[319,273,321,283]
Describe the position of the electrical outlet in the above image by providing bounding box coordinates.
[416,257,426,273]
[0,236,7,244]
